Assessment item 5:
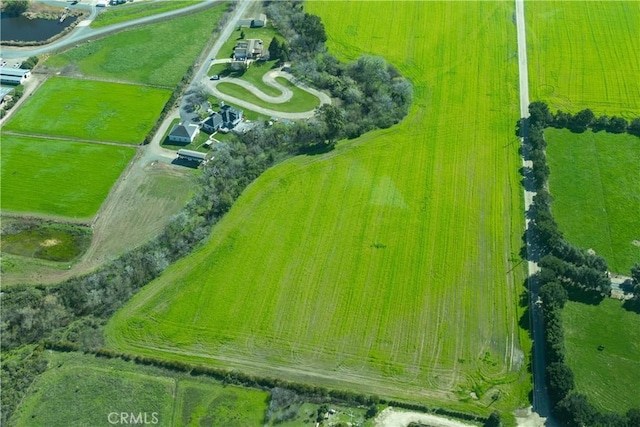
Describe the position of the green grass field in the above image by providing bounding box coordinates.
[209,60,282,97]
[526,1,640,117]
[563,299,640,414]
[9,351,268,427]
[1,135,135,219]
[44,4,226,87]
[3,77,170,144]
[107,1,529,412]
[1,219,91,262]
[216,77,319,112]
[545,128,640,273]
[90,0,201,29]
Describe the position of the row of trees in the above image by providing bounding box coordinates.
[529,102,640,135]
[525,102,640,426]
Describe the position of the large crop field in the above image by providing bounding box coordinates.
[43,4,227,87]
[545,128,640,273]
[526,1,640,117]
[107,1,528,412]
[0,135,134,219]
[3,77,170,144]
[563,299,640,414]
[10,351,268,426]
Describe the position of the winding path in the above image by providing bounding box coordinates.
[207,66,331,119]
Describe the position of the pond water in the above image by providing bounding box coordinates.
[1,13,78,42]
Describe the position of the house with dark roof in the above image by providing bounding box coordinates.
[233,39,263,61]
[168,122,200,143]
[202,112,223,133]
[220,105,243,128]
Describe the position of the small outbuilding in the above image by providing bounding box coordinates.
[176,149,207,163]
[168,122,200,143]
[251,14,267,27]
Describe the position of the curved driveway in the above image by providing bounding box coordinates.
[0,0,221,59]
[208,69,330,119]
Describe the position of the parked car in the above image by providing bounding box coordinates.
[209,75,220,81]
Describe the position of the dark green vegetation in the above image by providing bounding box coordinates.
[3,77,170,144]
[90,0,201,29]
[1,219,91,262]
[0,85,23,119]
[1,0,28,17]
[43,3,228,87]
[545,128,639,273]
[563,299,640,414]
[0,135,135,219]
[526,103,640,426]
[9,351,269,427]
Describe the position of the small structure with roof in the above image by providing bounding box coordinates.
[168,122,200,143]
[0,67,30,85]
[176,149,207,164]
[251,14,267,27]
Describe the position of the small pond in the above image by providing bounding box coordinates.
[1,13,78,42]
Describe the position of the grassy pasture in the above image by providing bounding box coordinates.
[526,1,640,117]
[1,219,91,262]
[0,135,134,219]
[90,0,201,29]
[545,128,640,273]
[9,351,269,427]
[43,4,226,87]
[216,77,320,112]
[3,77,170,144]
[563,299,640,414]
[107,1,528,412]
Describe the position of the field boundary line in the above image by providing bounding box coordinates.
[1,130,145,148]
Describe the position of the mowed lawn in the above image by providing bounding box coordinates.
[3,77,170,144]
[10,351,268,426]
[216,77,320,113]
[546,128,640,273]
[44,4,226,87]
[1,135,134,219]
[107,1,528,412]
[526,1,640,117]
[563,299,640,414]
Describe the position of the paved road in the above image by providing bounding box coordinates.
[0,0,221,60]
[515,0,555,424]
[208,68,330,119]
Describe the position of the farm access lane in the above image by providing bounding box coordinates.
[515,0,555,425]
[0,0,222,60]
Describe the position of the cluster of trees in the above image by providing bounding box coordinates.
[2,0,28,17]
[267,36,290,65]
[525,102,640,426]
[529,101,640,136]
[0,85,23,119]
[267,1,412,141]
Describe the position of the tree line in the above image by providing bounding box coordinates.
[524,102,640,426]
[0,3,412,423]
[529,101,640,136]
